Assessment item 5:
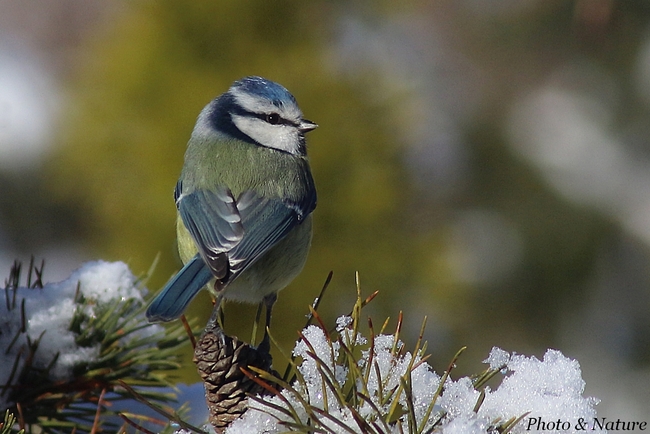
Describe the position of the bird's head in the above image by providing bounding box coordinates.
[196,76,317,156]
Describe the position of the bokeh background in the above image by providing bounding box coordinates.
[1,0,649,422]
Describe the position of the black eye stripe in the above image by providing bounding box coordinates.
[253,111,296,127]
[211,93,308,155]
[227,98,299,127]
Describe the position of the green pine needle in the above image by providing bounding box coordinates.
[1,260,196,434]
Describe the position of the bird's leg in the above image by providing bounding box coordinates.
[257,292,277,355]
[206,292,225,330]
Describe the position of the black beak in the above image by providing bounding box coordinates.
[299,119,318,133]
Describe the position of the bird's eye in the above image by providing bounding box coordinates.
[266,113,281,125]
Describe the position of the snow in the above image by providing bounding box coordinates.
[0,260,162,409]
[477,349,603,433]
[224,317,603,434]
[292,325,350,417]
[335,315,353,331]
[0,262,604,433]
[483,346,511,370]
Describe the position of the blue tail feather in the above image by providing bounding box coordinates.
[146,254,213,322]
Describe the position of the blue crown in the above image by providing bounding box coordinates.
[233,76,297,107]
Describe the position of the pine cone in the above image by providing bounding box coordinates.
[193,322,274,432]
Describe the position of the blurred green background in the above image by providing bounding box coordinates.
[1,0,649,421]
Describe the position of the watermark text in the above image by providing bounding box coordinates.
[525,417,647,431]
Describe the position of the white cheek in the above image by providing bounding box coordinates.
[232,115,300,154]
[271,130,300,154]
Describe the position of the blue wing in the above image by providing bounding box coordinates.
[146,181,316,323]
[180,187,314,286]
[176,186,244,281]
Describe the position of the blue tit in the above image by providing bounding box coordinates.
[146,76,317,341]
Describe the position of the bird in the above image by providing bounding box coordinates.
[146,76,317,348]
